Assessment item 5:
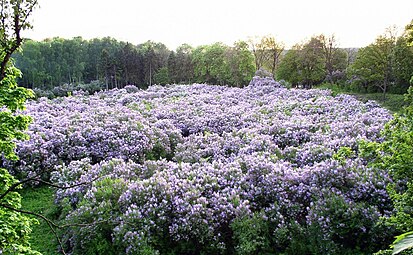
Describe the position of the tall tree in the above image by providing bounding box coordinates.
[139,41,170,87]
[393,36,413,93]
[276,44,301,86]
[248,35,284,75]
[349,28,396,98]
[0,0,37,79]
[0,0,40,254]
[192,45,210,83]
[175,44,194,84]
[406,19,413,46]
[227,40,255,87]
[277,37,326,87]
[261,35,284,75]
[300,37,325,87]
[318,34,347,83]
[248,36,264,71]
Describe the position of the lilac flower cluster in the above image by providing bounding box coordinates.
[56,157,392,253]
[248,76,284,88]
[3,94,182,178]
[4,83,394,253]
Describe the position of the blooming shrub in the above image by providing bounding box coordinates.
[2,83,396,254]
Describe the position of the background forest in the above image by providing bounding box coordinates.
[12,23,413,99]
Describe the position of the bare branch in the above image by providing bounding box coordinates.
[0,202,67,254]
[0,172,43,201]
[35,175,101,190]
[0,0,38,79]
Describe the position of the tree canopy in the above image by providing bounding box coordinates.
[0,0,39,254]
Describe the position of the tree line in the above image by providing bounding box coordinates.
[276,24,413,96]
[13,20,413,97]
[13,37,257,90]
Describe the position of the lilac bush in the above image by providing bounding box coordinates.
[2,83,395,254]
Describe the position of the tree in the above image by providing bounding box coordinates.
[277,37,325,88]
[120,42,142,86]
[205,42,231,85]
[175,44,194,84]
[406,19,413,46]
[227,40,255,87]
[392,36,413,93]
[300,36,326,87]
[248,35,284,75]
[318,34,347,83]
[349,29,396,98]
[167,51,177,84]
[0,0,39,254]
[0,0,37,79]
[13,39,46,88]
[192,45,209,83]
[153,67,170,85]
[260,35,284,75]
[138,41,170,87]
[276,44,301,86]
[248,36,265,71]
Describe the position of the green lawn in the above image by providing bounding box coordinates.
[316,83,407,113]
[20,186,60,255]
[348,92,407,113]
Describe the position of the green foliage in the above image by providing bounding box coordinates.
[276,35,338,87]
[332,146,355,163]
[392,232,413,255]
[171,44,194,84]
[276,46,301,85]
[316,82,407,113]
[406,20,413,46]
[360,86,413,253]
[0,66,37,254]
[15,38,255,89]
[191,42,256,86]
[153,67,170,85]
[348,39,392,93]
[0,66,34,160]
[0,169,41,255]
[347,28,410,98]
[192,43,230,85]
[0,0,39,252]
[231,212,271,255]
[300,37,326,86]
[274,193,390,255]
[228,41,256,86]
[392,37,413,93]
[60,177,128,255]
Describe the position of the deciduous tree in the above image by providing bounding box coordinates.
[349,28,396,98]
[0,0,39,254]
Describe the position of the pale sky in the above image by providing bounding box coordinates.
[24,0,413,50]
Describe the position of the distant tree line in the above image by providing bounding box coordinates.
[276,22,413,97]
[13,37,256,91]
[13,20,413,97]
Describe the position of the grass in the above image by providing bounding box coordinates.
[20,186,60,255]
[316,83,408,113]
[350,93,407,113]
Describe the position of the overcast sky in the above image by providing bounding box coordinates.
[24,0,413,50]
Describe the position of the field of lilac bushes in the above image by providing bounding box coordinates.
[6,77,397,254]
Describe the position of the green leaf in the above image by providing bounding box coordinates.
[392,232,413,254]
